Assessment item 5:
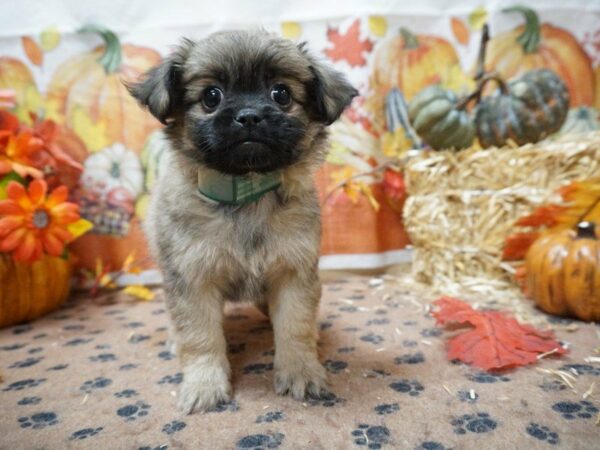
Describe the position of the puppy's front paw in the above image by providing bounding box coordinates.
[274,355,328,400]
[178,366,231,414]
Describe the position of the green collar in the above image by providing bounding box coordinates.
[197,168,282,205]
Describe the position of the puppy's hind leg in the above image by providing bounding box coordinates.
[167,283,231,414]
[267,269,328,400]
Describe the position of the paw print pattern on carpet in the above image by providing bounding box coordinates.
[559,364,600,376]
[3,378,46,391]
[89,353,117,362]
[80,377,112,393]
[69,427,104,440]
[394,352,425,365]
[324,359,348,374]
[374,403,399,415]
[17,396,41,406]
[389,379,424,396]
[236,432,284,449]
[360,333,384,345]
[162,420,186,435]
[158,373,182,385]
[18,412,59,429]
[243,363,273,375]
[552,401,599,420]
[457,390,479,403]
[307,391,343,407]
[526,423,559,445]
[466,372,510,383]
[351,423,391,449]
[116,401,150,422]
[256,411,284,423]
[414,442,451,450]
[208,400,240,413]
[115,389,138,398]
[9,357,43,369]
[451,412,497,434]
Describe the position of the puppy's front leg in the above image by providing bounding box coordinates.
[168,285,230,414]
[268,270,327,399]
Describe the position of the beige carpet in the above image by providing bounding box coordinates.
[1,275,599,450]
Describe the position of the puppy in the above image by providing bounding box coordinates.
[128,29,357,413]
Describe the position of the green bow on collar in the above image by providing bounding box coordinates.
[197,168,282,205]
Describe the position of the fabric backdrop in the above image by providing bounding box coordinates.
[1,0,599,282]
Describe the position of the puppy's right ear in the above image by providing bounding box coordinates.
[126,39,193,124]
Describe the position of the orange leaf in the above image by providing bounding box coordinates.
[382,168,407,213]
[514,205,565,227]
[502,232,540,261]
[432,297,566,371]
[451,17,470,45]
[325,19,373,67]
[22,36,43,66]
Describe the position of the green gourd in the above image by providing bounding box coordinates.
[475,69,569,148]
[408,85,475,150]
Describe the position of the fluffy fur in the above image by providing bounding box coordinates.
[128,29,357,414]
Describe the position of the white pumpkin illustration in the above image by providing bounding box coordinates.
[82,143,144,200]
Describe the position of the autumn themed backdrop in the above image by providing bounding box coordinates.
[1,0,599,283]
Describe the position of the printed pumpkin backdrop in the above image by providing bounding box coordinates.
[0,3,598,280]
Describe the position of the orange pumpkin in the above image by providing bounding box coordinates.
[525,222,600,322]
[367,28,461,133]
[0,254,72,328]
[594,66,600,111]
[45,25,162,153]
[0,57,42,123]
[486,6,594,106]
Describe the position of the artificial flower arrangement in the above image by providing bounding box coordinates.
[0,89,93,328]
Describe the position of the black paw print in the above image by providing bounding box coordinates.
[402,340,418,348]
[351,424,391,449]
[27,347,43,354]
[89,353,117,362]
[256,411,284,423]
[80,377,112,393]
[18,412,59,429]
[158,373,183,385]
[47,364,68,371]
[307,390,343,407]
[95,344,111,350]
[552,401,599,420]
[228,343,246,354]
[374,403,399,415]
[339,305,358,313]
[64,338,93,346]
[338,346,355,353]
[243,363,273,375]
[360,333,384,345]
[124,321,145,328]
[63,324,85,331]
[394,352,425,365]
[162,420,186,435]
[320,321,333,331]
[208,400,240,413]
[9,357,43,368]
[1,343,27,351]
[414,442,450,450]
[457,390,479,403]
[12,324,33,334]
[17,396,41,406]
[129,334,150,343]
[324,360,348,374]
[366,318,390,326]
[117,401,150,422]
[539,379,567,392]
[559,364,600,376]
[403,320,417,326]
[236,432,284,449]
[119,363,138,371]
[158,351,175,361]
[389,379,424,396]
[526,423,559,445]
[33,334,47,340]
[420,327,442,337]
[466,372,510,383]
[115,389,138,398]
[451,412,497,434]
[3,378,46,391]
[69,427,104,440]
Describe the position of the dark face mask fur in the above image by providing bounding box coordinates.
[128,30,357,175]
[127,30,356,414]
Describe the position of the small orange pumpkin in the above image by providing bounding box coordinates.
[486,6,594,107]
[0,57,42,123]
[0,254,72,328]
[45,24,162,153]
[525,222,600,322]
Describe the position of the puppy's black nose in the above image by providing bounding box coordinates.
[235,109,263,128]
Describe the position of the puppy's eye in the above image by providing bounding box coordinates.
[271,84,292,107]
[202,86,223,110]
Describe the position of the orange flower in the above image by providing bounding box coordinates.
[0,179,80,263]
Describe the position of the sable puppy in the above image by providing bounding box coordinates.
[128,29,356,414]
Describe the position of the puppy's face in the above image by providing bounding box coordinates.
[128,30,357,175]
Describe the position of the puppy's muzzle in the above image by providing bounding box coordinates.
[235,108,263,129]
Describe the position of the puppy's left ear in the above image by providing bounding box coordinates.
[126,39,193,124]
[303,51,358,125]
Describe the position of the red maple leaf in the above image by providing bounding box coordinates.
[432,297,566,371]
[501,231,540,261]
[325,19,373,67]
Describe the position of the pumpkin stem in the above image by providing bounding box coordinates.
[78,24,123,74]
[474,24,490,81]
[576,222,597,239]
[399,28,420,49]
[456,72,508,110]
[502,6,541,54]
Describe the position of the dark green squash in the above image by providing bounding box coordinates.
[475,69,569,147]
[408,85,475,150]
